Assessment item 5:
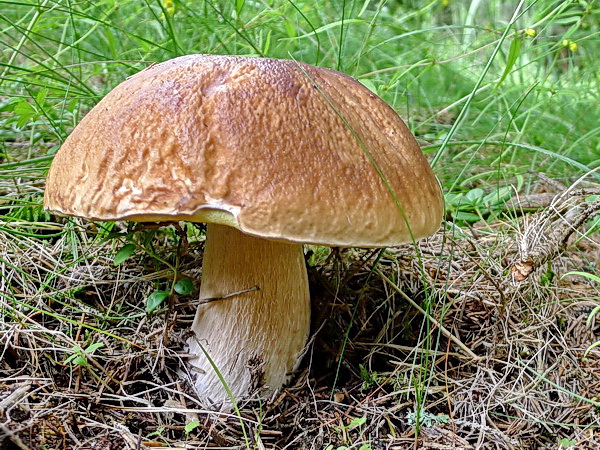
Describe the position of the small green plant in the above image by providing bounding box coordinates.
[306,245,331,267]
[113,243,137,266]
[64,342,104,367]
[146,426,167,442]
[445,186,513,224]
[184,419,200,434]
[406,409,450,428]
[328,417,371,449]
[4,198,53,223]
[559,437,578,448]
[146,290,170,313]
[325,444,372,450]
[174,279,194,295]
[359,364,381,390]
[345,417,366,430]
[113,241,171,313]
[145,279,195,313]
[111,227,196,313]
[540,262,555,286]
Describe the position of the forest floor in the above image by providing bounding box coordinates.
[1,180,599,449]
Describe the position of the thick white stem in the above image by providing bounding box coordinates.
[187,223,310,407]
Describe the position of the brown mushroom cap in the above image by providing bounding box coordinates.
[44,54,443,247]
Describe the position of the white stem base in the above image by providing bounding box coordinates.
[187,224,310,408]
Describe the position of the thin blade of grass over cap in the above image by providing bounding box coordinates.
[290,55,423,248]
[291,57,448,421]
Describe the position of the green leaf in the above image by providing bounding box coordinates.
[36,88,48,106]
[358,0,371,17]
[283,20,296,39]
[358,78,378,95]
[147,427,165,438]
[174,279,194,295]
[359,363,369,381]
[85,342,104,354]
[72,355,87,366]
[0,97,20,112]
[64,347,87,366]
[64,342,104,367]
[64,352,79,365]
[262,29,272,55]
[146,290,169,313]
[444,192,463,206]
[114,244,136,265]
[585,304,600,328]
[498,37,522,86]
[559,437,577,447]
[583,340,600,359]
[483,186,512,206]
[561,271,600,284]
[453,211,480,222]
[185,419,200,433]
[465,188,485,204]
[235,0,245,17]
[14,101,38,128]
[348,416,366,428]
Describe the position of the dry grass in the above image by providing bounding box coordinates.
[1,186,599,449]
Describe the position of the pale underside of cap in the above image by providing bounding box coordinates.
[44,54,443,247]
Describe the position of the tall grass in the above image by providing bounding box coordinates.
[2,1,597,181]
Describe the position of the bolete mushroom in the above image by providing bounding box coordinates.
[44,54,443,407]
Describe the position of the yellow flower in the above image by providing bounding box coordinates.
[562,40,578,51]
[162,0,175,16]
[525,28,536,38]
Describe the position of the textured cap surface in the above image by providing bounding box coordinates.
[44,54,443,247]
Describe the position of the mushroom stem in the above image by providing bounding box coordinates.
[187,223,310,407]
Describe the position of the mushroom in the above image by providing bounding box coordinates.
[43,54,443,407]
